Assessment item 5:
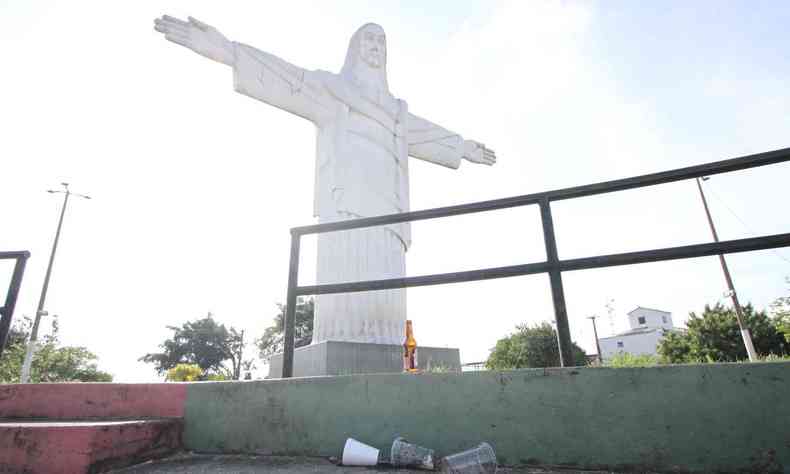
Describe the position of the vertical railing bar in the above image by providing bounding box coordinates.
[539,198,574,367]
[0,253,30,359]
[281,232,301,378]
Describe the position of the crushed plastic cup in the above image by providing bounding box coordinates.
[390,436,435,470]
[441,442,497,473]
[342,438,380,466]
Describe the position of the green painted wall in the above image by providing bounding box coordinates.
[184,363,790,472]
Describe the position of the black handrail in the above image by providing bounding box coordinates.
[0,251,31,360]
[291,147,790,236]
[280,147,790,377]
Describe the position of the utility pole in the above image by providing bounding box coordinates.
[20,183,90,383]
[587,315,603,363]
[695,177,757,361]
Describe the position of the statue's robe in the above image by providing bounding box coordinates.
[232,42,468,344]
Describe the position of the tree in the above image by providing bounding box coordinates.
[0,316,112,383]
[655,330,692,363]
[0,323,34,382]
[485,322,588,369]
[227,327,255,380]
[256,298,314,361]
[140,313,254,380]
[658,303,789,363]
[770,277,790,343]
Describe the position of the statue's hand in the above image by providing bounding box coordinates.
[462,140,496,166]
[154,15,234,66]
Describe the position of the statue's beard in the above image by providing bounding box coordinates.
[341,34,389,94]
[350,56,389,96]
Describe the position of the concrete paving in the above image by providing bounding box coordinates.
[112,453,627,473]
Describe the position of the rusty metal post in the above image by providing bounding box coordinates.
[281,231,301,378]
[540,198,574,367]
[0,252,30,359]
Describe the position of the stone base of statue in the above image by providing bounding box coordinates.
[267,341,461,378]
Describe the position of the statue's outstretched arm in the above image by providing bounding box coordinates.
[154,15,234,66]
[155,15,331,124]
[407,112,496,168]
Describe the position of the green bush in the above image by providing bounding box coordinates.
[204,373,229,381]
[605,353,662,367]
[755,354,790,362]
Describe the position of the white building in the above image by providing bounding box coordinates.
[598,307,680,361]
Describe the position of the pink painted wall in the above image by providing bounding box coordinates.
[0,383,187,419]
[0,420,182,473]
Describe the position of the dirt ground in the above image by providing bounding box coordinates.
[112,453,627,473]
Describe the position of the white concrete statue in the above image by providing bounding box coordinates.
[155,16,496,345]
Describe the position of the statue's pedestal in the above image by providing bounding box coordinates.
[267,341,461,378]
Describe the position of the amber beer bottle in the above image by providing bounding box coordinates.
[403,320,418,372]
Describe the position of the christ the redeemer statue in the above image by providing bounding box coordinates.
[155,16,496,346]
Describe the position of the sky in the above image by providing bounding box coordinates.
[1,1,789,381]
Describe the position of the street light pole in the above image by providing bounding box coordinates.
[20,183,90,383]
[695,177,758,361]
[587,315,603,363]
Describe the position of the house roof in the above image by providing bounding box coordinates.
[627,306,671,315]
[599,327,661,340]
[599,326,686,340]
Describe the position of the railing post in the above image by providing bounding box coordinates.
[0,253,30,359]
[539,198,574,367]
[282,231,301,378]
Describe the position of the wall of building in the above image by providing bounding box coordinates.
[183,362,790,472]
[599,329,664,360]
[628,308,673,330]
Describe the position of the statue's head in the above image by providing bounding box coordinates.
[357,23,386,69]
[341,23,389,92]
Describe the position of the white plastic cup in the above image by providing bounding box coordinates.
[342,438,380,466]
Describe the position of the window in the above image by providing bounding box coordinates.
[638,316,646,325]
[662,316,668,324]
[617,341,624,348]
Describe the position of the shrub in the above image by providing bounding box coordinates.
[605,353,662,367]
[486,322,587,369]
[166,363,203,381]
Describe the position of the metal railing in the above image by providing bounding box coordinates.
[280,147,790,377]
[0,251,30,359]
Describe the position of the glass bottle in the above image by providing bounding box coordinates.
[403,320,418,372]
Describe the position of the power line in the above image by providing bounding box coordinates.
[705,182,790,267]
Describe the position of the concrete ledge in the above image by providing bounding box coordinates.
[0,419,183,474]
[184,362,790,472]
[267,340,461,377]
[0,383,187,419]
